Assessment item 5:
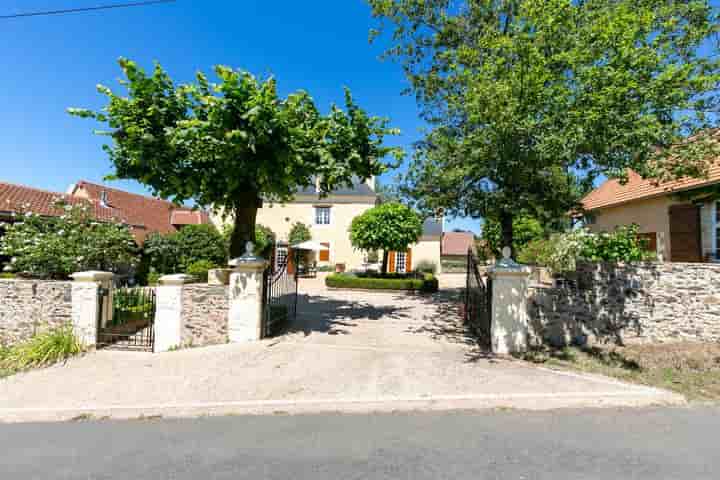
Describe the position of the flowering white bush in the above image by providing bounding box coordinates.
[0,202,138,279]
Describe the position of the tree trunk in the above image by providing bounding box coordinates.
[500,212,515,259]
[381,250,389,275]
[229,197,260,259]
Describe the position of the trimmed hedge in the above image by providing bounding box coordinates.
[325,273,439,293]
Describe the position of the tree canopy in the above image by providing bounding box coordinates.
[70,59,402,256]
[349,202,423,273]
[369,0,720,255]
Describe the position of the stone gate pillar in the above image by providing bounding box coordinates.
[227,242,269,343]
[70,271,114,347]
[154,274,193,353]
[488,249,532,355]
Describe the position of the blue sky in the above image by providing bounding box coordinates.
[0,0,481,233]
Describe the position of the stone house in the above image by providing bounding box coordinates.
[214,177,442,272]
[581,168,720,262]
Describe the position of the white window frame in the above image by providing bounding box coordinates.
[396,251,407,273]
[713,201,719,261]
[314,206,331,226]
[275,246,288,269]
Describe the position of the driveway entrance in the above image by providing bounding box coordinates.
[0,274,682,422]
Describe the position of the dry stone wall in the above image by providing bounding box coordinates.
[0,280,73,346]
[528,262,720,346]
[180,284,229,347]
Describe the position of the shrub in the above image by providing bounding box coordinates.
[0,203,139,279]
[0,272,16,279]
[325,273,438,292]
[518,225,655,273]
[142,232,181,275]
[185,259,217,283]
[414,260,438,274]
[174,224,227,271]
[146,271,162,285]
[0,324,84,376]
[288,222,312,245]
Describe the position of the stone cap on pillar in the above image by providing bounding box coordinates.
[158,274,195,286]
[229,241,268,271]
[70,271,115,282]
[489,247,532,278]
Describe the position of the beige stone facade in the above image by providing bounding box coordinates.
[212,182,442,272]
[587,195,718,262]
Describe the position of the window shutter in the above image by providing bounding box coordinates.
[388,251,396,273]
[669,204,702,262]
[406,248,412,272]
[319,243,330,262]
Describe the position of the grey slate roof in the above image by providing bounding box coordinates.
[422,217,443,238]
[295,177,376,197]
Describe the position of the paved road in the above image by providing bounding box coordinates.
[2,407,717,479]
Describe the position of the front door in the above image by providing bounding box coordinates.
[669,204,702,262]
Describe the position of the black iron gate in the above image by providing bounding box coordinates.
[97,287,156,351]
[262,249,299,338]
[464,248,492,350]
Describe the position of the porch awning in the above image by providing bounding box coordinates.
[291,240,329,252]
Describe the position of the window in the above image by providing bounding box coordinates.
[396,251,407,273]
[275,247,288,269]
[315,206,331,225]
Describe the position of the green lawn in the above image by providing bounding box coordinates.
[520,342,720,402]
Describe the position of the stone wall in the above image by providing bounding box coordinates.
[180,284,229,347]
[528,262,720,346]
[0,280,73,346]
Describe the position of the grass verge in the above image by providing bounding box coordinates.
[518,342,720,402]
[325,273,439,292]
[0,325,85,379]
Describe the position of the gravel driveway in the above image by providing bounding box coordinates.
[0,274,682,422]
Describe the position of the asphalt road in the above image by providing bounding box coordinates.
[1,407,718,479]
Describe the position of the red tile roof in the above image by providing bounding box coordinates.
[442,231,475,256]
[581,167,720,211]
[0,181,127,223]
[0,180,210,244]
[72,181,209,243]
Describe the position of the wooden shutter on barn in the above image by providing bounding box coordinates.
[319,243,330,262]
[388,251,396,273]
[669,204,702,262]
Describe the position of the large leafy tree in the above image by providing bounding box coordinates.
[349,202,423,274]
[369,0,720,255]
[70,59,401,257]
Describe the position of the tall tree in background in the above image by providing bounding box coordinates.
[369,0,720,256]
[71,59,402,257]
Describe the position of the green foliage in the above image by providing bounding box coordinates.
[518,225,653,272]
[142,232,181,275]
[288,222,312,245]
[414,259,438,275]
[0,273,16,279]
[143,224,226,276]
[482,216,545,256]
[185,259,217,283]
[254,224,276,257]
[517,238,555,267]
[581,225,651,264]
[0,203,138,279]
[112,287,156,326]
[147,271,162,286]
[365,250,380,263]
[369,0,720,250]
[349,203,423,273]
[0,324,84,377]
[173,224,226,270]
[70,59,402,257]
[325,273,438,292]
